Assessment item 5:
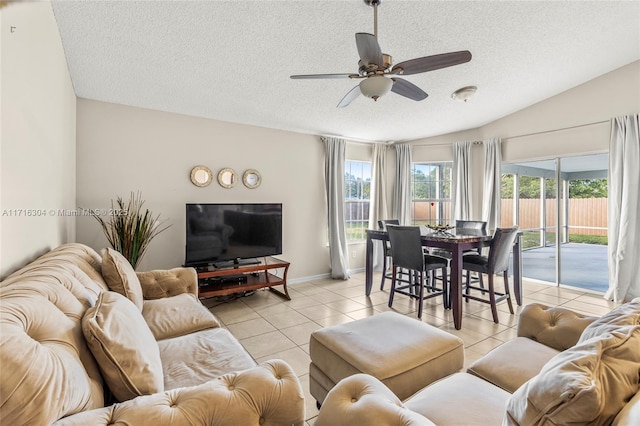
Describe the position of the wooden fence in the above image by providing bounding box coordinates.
[501,198,607,236]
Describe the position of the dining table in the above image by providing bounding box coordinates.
[365,227,523,330]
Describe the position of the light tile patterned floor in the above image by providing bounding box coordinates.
[202,271,616,425]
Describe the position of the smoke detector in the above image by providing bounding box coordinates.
[451,86,477,102]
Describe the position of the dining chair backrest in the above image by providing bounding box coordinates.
[487,227,519,274]
[455,220,487,232]
[386,225,424,271]
[378,219,400,231]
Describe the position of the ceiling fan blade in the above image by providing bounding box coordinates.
[337,85,362,108]
[391,78,428,101]
[392,50,472,76]
[290,73,354,79]
[355,32,384,67]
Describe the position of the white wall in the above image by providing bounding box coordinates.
[76,100,330,279]
[0,2,76,278]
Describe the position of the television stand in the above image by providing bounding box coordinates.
[195,256,290,300]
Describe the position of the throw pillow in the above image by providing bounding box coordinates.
[579,297,640,342]
[504,325,640,426]
[101,247,144,311]
[82,291,164,402]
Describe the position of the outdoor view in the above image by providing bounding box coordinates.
[344,160,371,240]
[411,163,452,226]
[502,154,609,292]
[501,174,608,250]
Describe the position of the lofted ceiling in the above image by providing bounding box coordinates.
[50,0,640,143]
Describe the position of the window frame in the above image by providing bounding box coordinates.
[344,160,372,242]
[410,162,452,226]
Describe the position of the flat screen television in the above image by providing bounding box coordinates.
[185,203,282,267]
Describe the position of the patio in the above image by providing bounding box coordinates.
[518,243,608,293]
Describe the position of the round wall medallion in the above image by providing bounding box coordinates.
[217,168,238,188]
[242,169,262,189]
[190,165,213,187]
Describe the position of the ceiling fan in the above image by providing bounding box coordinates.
[290,0,472,108]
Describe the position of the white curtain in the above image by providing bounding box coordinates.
[452,141,472,221]
[322,136,351,279]
[481,138,502,231]
[605,115,640,302]
[393,143,412,225]
[369,143,389,270]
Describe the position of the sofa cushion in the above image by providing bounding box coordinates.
[0,293,104,425]
[101,248,144,311]
[405,373,510,426]
[142,292,220,341]
[82,291,164,402]
[505,324,640,426]
[467,337,560,393]
[158,327,256,390]
[579,297,640,342]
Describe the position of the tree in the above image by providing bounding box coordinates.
[569,179,607,198]
[412,164,451,200]
[501,174,607,199]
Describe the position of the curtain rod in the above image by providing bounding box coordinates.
[407,120,609,148]
[411,140,483,148]
[319,135,391,145]
[503,120,609,141]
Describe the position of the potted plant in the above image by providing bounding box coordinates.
[93,192,170,269]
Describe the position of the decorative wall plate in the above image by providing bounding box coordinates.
[190,165,213,187]
[242,169,262,189]
[217,168,238,188]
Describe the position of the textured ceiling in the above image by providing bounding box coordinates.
[51,0,640,142]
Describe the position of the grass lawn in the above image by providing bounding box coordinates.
[521,231,607,249]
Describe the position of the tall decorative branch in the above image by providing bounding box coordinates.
[93,192,170,269]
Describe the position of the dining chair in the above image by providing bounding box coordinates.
[455,220,488,233]
[378,219,399,290]
[386,225,450,319]
[461,227,519,323]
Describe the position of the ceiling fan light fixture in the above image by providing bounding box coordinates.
[451,86,477,102]
[360,76,393,101]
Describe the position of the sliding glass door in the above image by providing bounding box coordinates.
[559,156,608,292]
[502,153,608,292]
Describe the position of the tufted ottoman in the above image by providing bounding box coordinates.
[309,311,464,406]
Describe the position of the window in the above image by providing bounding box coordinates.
[345,160,371,241]
[411,162,452,225]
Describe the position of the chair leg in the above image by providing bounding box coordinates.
[442,267,450,309]
[417,271,425,319]
[503,271,514,314]
[388,266,397,307]
[465,270,471,303]
[477,272,486,292]
[380,254,388,290]
[488,273,499,323]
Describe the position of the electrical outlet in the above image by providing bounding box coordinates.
[352,250,357,258]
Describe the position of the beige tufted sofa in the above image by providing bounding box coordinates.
[315,300,640,425]
[0,243,305,425]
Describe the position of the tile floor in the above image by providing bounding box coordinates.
[201,271,617,426]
